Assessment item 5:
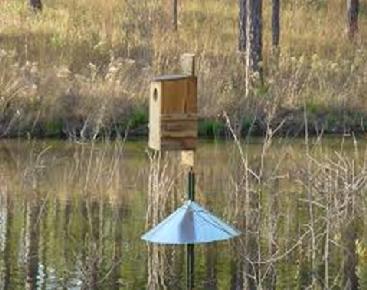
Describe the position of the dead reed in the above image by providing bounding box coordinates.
[0,0,367,137]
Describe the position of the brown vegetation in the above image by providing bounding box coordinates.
[0,0,366,138]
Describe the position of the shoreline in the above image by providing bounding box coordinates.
[1,108,366,140]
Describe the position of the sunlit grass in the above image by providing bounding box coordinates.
[0,0,366,137]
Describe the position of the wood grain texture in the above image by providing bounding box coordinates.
[161,77,197,115]
[161,137,197,151]
[181,151,195,167]
[148,75,197,151]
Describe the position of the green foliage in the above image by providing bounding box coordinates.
[44,120,63,137]
[276,261,299,290]
[357,241,367,289]
[198,119,225,138]
[129,108,148,129]
[50,33,63,48]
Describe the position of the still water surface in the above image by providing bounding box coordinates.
[0,138,366,289]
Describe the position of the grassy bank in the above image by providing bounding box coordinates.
[0,0,366,139]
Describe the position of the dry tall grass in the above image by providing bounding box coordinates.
[0,0,366,137]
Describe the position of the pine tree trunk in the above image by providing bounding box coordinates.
[245,0,263,97]
[239,0,247,51]
[272,0,280,48]
[347,0,359,39]
[172,0,178,31]
[29,0,42,11]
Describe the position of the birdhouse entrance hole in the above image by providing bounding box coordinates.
[148,74,198,151]
[153,88,158,101]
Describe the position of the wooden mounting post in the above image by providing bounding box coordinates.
[181,53,196,77]
[181,53,196,290]
[180,53,196,168]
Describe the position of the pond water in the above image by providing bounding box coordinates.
[0,137,366,289]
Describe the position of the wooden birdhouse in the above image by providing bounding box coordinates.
[149,74,198,151]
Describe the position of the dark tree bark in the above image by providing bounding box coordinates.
[239,0,247,51]
[173,0,178,31]
[272,0,280,48]
[347,0,359,39]
[245,0,263,96]
[29,0,42,11]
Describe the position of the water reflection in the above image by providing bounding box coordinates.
[25,195,41,290]
[0,139,366,289]
[3,193,12,290]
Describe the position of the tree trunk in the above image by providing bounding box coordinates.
[172,0,178,31]
[272,0,280,48]
[347,0,359,39]
[239,0,247,51]
[29,0,42,11]
[245,0,263,97]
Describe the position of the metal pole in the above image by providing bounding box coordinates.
[187,167,195,290]
[188,167,195,201]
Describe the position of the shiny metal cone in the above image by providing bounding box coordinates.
[142,200,241,244]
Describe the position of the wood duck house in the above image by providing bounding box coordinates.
[148,74,198,151]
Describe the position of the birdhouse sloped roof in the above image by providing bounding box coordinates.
[152,74,191,82]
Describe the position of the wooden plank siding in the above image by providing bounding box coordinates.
[148,75,197,151]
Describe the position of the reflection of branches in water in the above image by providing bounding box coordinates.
[1,192,39,289]
[202,245,218,289]
[12,147,51,287]
[80,200,101,289]
[224,112,273,289]
[81,140,126,197]
[0,139,135,288]
[25,196,41,290]
[224,112,367,289]
[146,151,182,290]
[227,112,367,289]
[230,250,243,290]
[0,143,17,172]
[301,152,367,289]
[72,199,126,289]
[2,191,13,290]
[2,131,367,288]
